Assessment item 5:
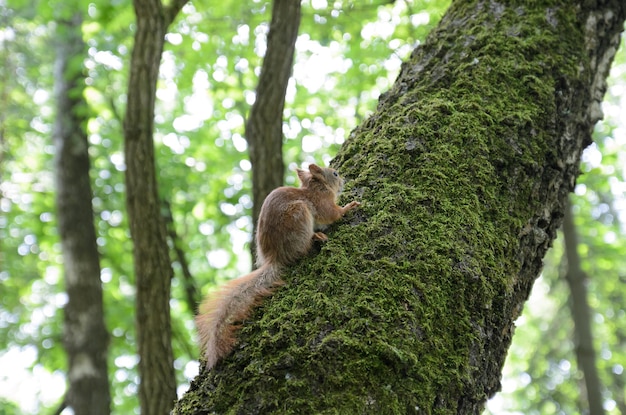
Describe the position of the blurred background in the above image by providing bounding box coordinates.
[0,0,624,413]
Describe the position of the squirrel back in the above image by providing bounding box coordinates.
[196,164,360,369]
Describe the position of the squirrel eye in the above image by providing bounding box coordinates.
[333,171,338,177]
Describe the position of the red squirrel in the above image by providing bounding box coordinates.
[195,163,360,369]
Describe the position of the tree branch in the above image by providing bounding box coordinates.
[164,0,189,27]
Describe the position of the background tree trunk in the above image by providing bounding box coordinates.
[53,11,110,415]
[245,0,301,263]
[562,200,604,415]
[176,1,625,413]
[123,0,187,413]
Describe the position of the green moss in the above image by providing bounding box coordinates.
[175,2,588,414]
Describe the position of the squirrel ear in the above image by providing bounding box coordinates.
[308,164,323,174]
[297,168,311,184]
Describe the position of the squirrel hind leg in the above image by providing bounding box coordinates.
[312,232,328,241]
[258,204,315,266]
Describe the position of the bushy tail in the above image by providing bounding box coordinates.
[195,263,283,369]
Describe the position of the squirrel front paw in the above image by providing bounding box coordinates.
[343,201,361,211]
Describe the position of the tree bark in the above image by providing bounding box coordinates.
[123,0,187,413]
[245,0,301,263]
[175,1,626,414]
[562,200,604,415]
[53,11,110,415]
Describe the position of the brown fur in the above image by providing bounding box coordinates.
[196,164,360,369]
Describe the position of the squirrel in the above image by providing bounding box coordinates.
[195,163,360,369]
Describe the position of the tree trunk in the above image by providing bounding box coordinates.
[53,11,110,415]
[164,200,200,315]
[245,0,301,263]
[562,200,604,415]
[175,1,626,414]
[611,327,626,414]
[123,0,187,413]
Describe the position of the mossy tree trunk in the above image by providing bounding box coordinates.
[176,1,625,414]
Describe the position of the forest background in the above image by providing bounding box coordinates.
[0,0,624,414]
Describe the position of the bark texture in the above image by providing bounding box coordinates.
[53,12,110,415]
[176,1,625,414]
[245,0,301,262]
[123,0,187,413]
[563,200,604,415]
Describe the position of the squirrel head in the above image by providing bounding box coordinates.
[297,164,344,194]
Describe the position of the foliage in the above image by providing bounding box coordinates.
[1,0,624,412]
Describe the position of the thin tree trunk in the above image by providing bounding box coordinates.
[164,200,200,315]
[562,200,605,415]
[611,328,626,414]
[53,11,110,415]
[246,0,301,263]
[176,1,626,413]
[123,0,187,413]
